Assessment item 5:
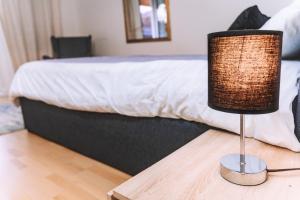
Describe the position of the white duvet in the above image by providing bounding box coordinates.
[9,56,300,151]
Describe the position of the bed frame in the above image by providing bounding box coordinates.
[20,97,210,175]
[20,93,300,175]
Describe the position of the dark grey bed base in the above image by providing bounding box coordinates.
[20,93,300,175]
[20,97,210,175]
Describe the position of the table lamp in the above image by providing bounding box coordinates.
[208,30,283,186]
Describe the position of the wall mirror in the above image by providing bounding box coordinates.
[123,0,171,43]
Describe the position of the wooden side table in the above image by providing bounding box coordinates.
[108,130,300,200]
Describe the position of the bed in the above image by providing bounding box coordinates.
[10,55,300,175]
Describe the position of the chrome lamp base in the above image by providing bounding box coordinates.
[220,154,267,186]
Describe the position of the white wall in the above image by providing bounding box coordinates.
[60,0,81,36]
[60,0,293,56]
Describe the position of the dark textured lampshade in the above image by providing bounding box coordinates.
[208,30,283,114]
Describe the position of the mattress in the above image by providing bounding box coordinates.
[9,55,300,151]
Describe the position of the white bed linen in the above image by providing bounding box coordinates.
[9,56,300,151]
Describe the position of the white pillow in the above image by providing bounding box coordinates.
[260,1,300,58]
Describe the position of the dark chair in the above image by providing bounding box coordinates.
[43,35,92,59]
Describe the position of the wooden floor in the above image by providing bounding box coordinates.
[0,130,131,200]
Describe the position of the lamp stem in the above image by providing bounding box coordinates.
[240,114,246,173]
[220,112,267,185]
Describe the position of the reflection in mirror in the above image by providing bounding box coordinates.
[123,0,171,42]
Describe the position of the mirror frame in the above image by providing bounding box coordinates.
[122,0,172,43]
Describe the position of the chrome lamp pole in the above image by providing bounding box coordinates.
[240,114,245,174]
